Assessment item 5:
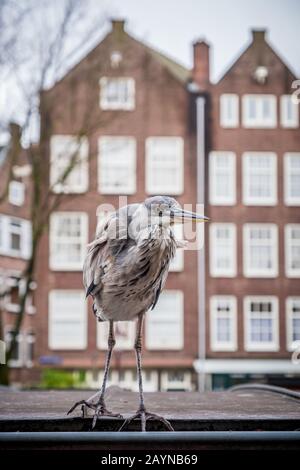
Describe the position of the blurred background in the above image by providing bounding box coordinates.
[0,0,299,392]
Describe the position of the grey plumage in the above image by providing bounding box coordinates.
[83,196,185,322]
[69,195,207,431]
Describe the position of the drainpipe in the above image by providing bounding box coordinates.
[196,95,206,392]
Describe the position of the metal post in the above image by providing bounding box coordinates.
[196,96,206,392]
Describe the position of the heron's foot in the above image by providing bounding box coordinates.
[67,399,123,423]
[91,402,123,429]
[67,399,98,416]
[119,407,174,432]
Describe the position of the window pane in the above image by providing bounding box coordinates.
[243,153,276,204]
[243,95,276,128]
[146,138,183,195]
[210,224,236,276]
[244,225,277,276]
[146,291,183,350]
[100,77,135,110]
[50,213,87,270]
[49,290,87,349]
[209,152,235,205]
[98,137,136,194]
[50,135,88,193]
[245,298,278,350]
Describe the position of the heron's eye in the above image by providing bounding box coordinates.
[158,210,163,217]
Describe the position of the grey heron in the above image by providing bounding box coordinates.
[68,195,208,431]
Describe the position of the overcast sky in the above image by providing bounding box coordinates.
[1,0,299,142]
[104,0,300,81]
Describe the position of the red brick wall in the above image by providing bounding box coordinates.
[205,32,300,358]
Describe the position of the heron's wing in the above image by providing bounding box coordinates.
[83,212,131,298]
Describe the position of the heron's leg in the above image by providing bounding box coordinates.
[119,315,174,432]
[67,321,122,423]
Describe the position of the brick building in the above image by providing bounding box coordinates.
[1,21,299,390]
[0,125,36,384]
[34,19,199,392]
[194,29,300,389]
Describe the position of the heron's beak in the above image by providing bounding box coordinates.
[170,208,210,224]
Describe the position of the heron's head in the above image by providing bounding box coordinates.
[143,196,209,227]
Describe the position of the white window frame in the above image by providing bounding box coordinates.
[220,94,239,128]
[244,296,279,352]
[284,153,300,206]
[286,297,300,351]
[243,224,278,278]
[209,223,237,277]
[0,215,31,259]
[97,321,136,350]
[50,135,89,194]
[99,77,135,110]
[145,290,184,350]
[49,212,88,271]
[210,296,237,351]
[285,224,300,278]
[280,95,299,128]
[8,181,25,206]
[4,274,24,313]
[25,330,35,367]
[242,94,277,128]
[209,151,236,205]
[5,327,23,367]
[242,152,277,206]
[98,136,136,195]
[145,137,184,195]
[160,370,192,391]
[48,290,87,350]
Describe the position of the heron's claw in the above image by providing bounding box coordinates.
[67,399,123,427]
[119,408,174,432]
[67,399,97,416]
[91,404,123,429]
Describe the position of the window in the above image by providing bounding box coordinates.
[48,290,87,350]
[285,225,300,277]
[209,152,236,205]
[210,296,237,351]
[210,224,236,277]
[0,215,31,259]
[284,153,300,205]
[280,95,299,128]
[5,328,23,367]
[286,297,300,351]
[169,224,184,272]
[50,135,89,193]
[242,94,277,128]
[244,296,279,351]
[49,212,88,271]
[146,137,184,195]
[161,370,192,391]
[85,369,159,393]
[4,274,23,313]
[243,152,277,205]
[8,181,25,206]
[99,77,135,110]
[145,290,184,350]
[98,137,136,194]
[97,321,135,350]
[25,331,35,367]
[220,94,239,128]
[243,224,278,277]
